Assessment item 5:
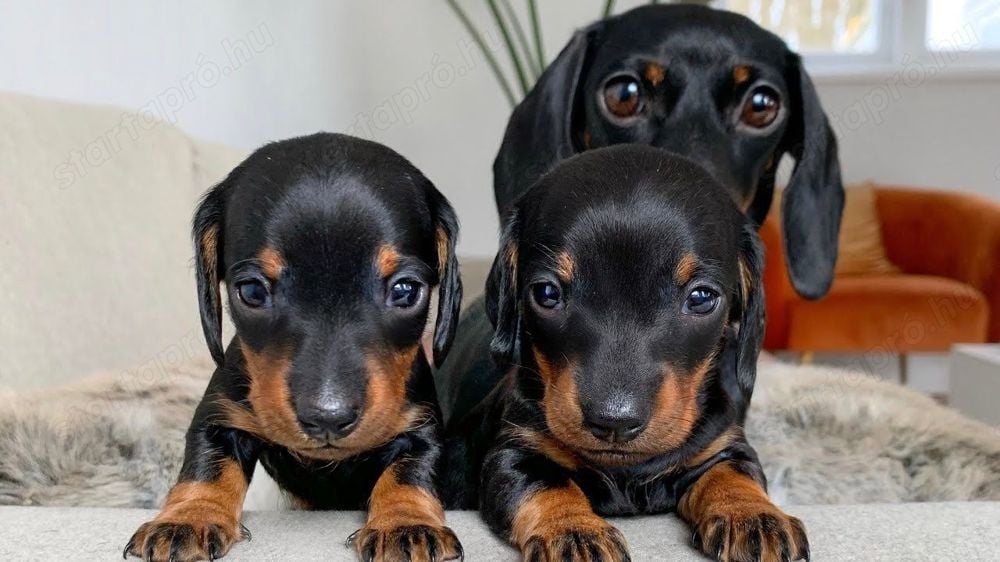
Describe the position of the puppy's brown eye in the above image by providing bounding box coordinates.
[387,279,422,308]
[740,86,781,128]
[602,75,643,119]
[683,288,718,315]
[237,279,270,308]
[531,282,563,309]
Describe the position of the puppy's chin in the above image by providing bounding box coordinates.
[295,402,425,461]
[547,425,660,468]
[295,442,353,461]
[578,447,657,467]
[293,439,385,462]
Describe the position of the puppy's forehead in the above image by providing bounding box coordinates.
[592,5,789,70]
[221,134,433,265]
[266,174,425,247]
[522,148,743,272]
[563,192,739,281]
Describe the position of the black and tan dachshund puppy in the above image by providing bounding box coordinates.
[125,133,463,562]
[440,146,807,562]
[494,3,843,299]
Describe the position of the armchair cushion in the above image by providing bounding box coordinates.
[786,275,988,352]
[835,183,900,276]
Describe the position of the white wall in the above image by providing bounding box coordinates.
[818,75,1000,199]
[0,1,358,148]
[2,0,998,258]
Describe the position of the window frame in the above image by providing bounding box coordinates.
[712,0,1000,80]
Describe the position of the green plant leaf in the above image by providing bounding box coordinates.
[603,0,616,18]
[444,0,517,107]
[527,0,545,72]
[487,0,531,96]
[501,0,540,80]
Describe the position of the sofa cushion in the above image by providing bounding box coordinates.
[786,275,988,352]
[0,91,244,389]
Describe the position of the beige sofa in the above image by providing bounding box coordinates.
[0,91,245,389]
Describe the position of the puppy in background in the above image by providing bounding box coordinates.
[441,146,807,562]
[125,133,463,562]
[494,3,843,300]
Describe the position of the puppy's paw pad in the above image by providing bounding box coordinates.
[691,505,809,562]
[350,524,463,562]
[124,518,243,562]
[521,525,630,562]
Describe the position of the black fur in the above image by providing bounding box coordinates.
[493,3,843,299]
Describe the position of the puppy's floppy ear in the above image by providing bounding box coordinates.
[780,52,845,300]
[485,209,520,366]
[192,182,229,366]
[493,22,603,215]
[732,223,766,397]
[427,185,463,368]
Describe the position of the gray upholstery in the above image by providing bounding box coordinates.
[2,503,997,561]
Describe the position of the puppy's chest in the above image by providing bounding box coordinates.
[258,446,385,510]
[574,468,683,516]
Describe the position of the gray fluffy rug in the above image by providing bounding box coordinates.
[748,363,1000,504]
[1,358,998,508]
[0,359,208,508]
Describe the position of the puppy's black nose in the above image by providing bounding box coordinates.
[297,401,361,441]
[583,407,646,444]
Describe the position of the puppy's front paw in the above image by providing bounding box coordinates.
[349,524,463,562]
[690,501,808,562]
[124,513,248,562]
[520,521,630,562]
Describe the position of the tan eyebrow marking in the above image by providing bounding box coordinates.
[556,251,575,282]
[644,62,666,86]
[733,64,752,85]
[675,253,698,285]
[376,244,401,278]
[257,247,285,279]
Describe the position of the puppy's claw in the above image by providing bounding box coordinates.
[124,517,243,562]
[519,525,629,562]
[691,507,809,562]
[350,524,462,562]
[123,537,136,560]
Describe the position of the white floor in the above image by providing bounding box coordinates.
[773,352,951,397]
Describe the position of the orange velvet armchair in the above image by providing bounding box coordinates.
[761,186,1000,353]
